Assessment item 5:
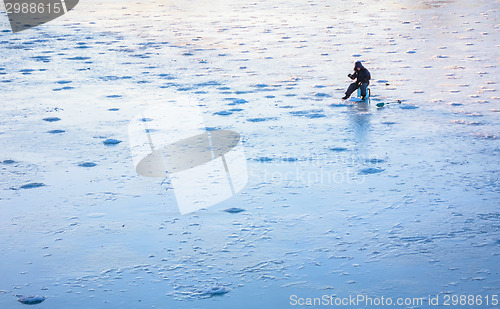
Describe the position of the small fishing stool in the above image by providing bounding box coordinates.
[357,87,371,100]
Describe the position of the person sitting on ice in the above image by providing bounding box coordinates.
[342,61,371,100]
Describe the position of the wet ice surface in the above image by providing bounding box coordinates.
[0,0,499,308]
[16,295,46,305]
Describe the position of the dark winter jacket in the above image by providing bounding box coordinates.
[350,61,371,84]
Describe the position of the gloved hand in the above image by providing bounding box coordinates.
[348,74,353,79]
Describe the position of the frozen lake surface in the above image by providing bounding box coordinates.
[0,0,498,307]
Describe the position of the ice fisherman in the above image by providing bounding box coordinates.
[342,61,371,100]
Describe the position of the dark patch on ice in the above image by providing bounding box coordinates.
[247,117,275,122]
[265,95,275,98]
[140,118,153,122]
[328,103,349,107]
[67,56,91,61]
[42,117,60,122]
[53,86,74,91]
[196,286,229,298]
[254,83,268,88]
[78,162,97,168]
[400,236,431,243]
[381,121,397,125]
[282,157,298,162]
[227,98,248,105]
[477,213,500,221]
[47,130,65,134]
[99,76,132,81]
[223,208,245,214]
[19,69,35,74]
[306,113,326,119]
[103,139,122,145]
[20,183,45,189]
[359,168,384,175]
[131,54,151,59]
[229,108,244,112]
[329,147,348,152]
[31,56,51,62]
[106,95,122,98]
[195,81,221,87]
[366,158,385,164]
[290,109,325,118]
[108,108,119,111]
[17,295,45,305]
[158,73,176,80]
[290,110,309,116]
[314,92,331,98]
[255,157,273,162]
[56,80,72,84]
[214,111,233,116]
[2,159,16,164]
